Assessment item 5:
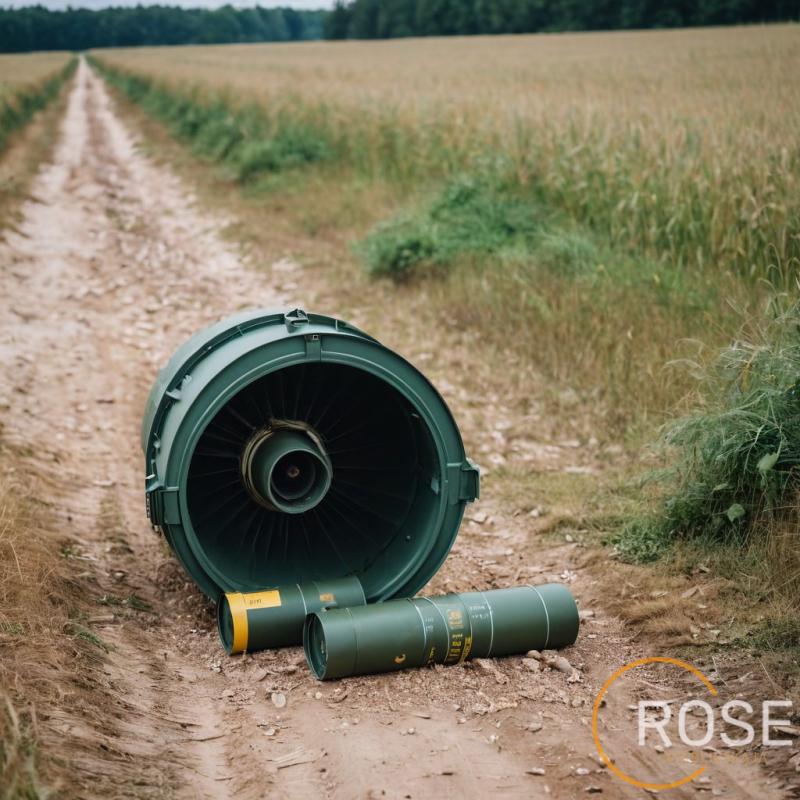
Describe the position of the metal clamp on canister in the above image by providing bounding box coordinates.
[303,583,579,680]
[218,576,366,654]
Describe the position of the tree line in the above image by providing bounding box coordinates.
[324,0,799,39]
[1,0,796,53]
[0,5,325,53]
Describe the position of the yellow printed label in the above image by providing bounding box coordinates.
[244,589,282,609]
[226,592,249,654]
[319,592,335,603]
[445,630,465,664]
[460,634,473,663]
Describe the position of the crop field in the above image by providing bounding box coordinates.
[0,52,74,152]
[97,26,800,427]
[0,52,71,92]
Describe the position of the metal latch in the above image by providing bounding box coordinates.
[145,478,181,527]
[284,308,309,331]
[446,459,480,504]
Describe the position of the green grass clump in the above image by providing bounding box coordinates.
[91,59,331,182]
[616,298,800,572]
[234,124,329,182]
[358,173,543,278]
[357,166,716,297]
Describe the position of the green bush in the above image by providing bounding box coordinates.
[359,173,543,278]
[616,298,800,561]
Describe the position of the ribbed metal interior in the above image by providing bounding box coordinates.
[186,362,439,595]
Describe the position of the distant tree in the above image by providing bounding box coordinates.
[376,0,415,37]
[349,0,380,38]
[325,1,352,39]
[324,0,799,38]
[0,6,327,53]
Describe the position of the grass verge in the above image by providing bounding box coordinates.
[0,443,85,798]
[0,58,76,156]
[615,297,800,610]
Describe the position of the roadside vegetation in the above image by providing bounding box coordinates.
[0,442,86,799]
[0,53,75,155]
[0,53,82,799]
[0,53,75,229]
[615,298,800,632]
[92,26,800,644]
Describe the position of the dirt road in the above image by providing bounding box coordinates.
[0,59,787,799]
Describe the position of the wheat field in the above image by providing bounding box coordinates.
[0,51,74,154]
[97,26,800,426]
[0,52,71,94]
[102,27,799,279]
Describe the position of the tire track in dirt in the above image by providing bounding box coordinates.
[0,59,787,799]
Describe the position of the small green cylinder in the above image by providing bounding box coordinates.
[303,583,579,680]
[218,576,366,654]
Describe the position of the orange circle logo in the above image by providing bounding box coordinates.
[592,657,718,791]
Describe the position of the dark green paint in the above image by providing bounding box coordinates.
[141,308,478,601]
[304,583,579,680]
[218,576,366,653]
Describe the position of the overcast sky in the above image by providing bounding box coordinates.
[4,0,333,9]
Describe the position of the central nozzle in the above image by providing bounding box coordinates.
[242,427,332,514]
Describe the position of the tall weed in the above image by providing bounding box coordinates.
[616,297,800,594]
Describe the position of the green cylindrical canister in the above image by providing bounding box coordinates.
[218,576,366,654]
[141,308,479,603]
[304,583,578,680]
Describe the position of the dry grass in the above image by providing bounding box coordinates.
[96,26,800,431]
[0,449,79,798]
[0,438,134,798]
[0,53,72,96]
[98,27,800,270]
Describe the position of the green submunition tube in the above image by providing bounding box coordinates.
[218,576,366,654]
[303,583,578,680]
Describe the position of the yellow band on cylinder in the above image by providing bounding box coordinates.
[227,592,249,654]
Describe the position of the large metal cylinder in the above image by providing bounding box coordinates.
[303,583,579,680]
[218,576,366,654]
[141,308,479,601]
